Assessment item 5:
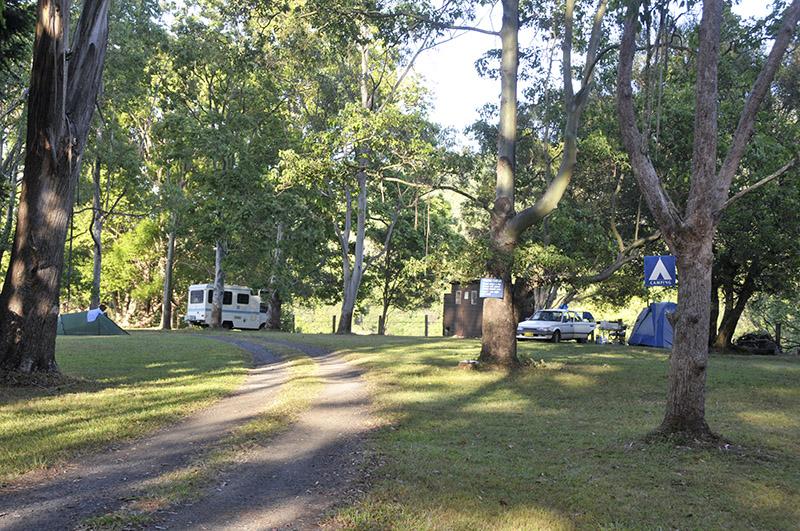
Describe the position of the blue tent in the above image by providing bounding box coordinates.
[628,302,676,348]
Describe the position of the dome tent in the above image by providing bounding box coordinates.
[628,302,676,349]
[57,311,129,336]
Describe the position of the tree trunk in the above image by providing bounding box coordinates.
[337,281,358,334]
[0,164,17,267]
[658,238,715,436]
[708,270,720,346]
[378,248,392,336]
[0,0,110,374]
[713,268,757,349]
[337,170,367,335]
[479,0,520,368]
[336,41,372,335]
[264,221,284,331]
[90,157,102,309]
[616,0,800,439]
[266,291,281,330]
[210,240,225,329]
[478,0,606,367]
[160,217,176,330]
[480,269,518,366]
[512,281,533,323]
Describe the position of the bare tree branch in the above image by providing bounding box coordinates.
[570,231,661,285]
[381,175,490,211]
[720,158,797,211]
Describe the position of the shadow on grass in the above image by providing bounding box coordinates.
[263,333,800,529]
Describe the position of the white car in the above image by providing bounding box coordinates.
[516,309,596,343]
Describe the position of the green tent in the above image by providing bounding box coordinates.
[57,312,129,336]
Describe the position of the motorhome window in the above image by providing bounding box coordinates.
[237,293,249,305]
[207,290,213,303]
[190,290,203,304]
[223,291,232,305]
[455,290,462,304]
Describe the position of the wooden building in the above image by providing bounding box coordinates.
[442,281,483,337]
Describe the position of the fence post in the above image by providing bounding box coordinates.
[776,322,782,351]
[425,314,429,337]
[332,315,337,334]
[291,314,296,334]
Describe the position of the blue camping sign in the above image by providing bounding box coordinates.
[644,255,676,287]
[479,278,504,299]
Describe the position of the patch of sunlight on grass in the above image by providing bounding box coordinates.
[0,333,248,484]
[549,371,597,389]
[729,479,800,528]
[239,332,800,530]
[737,410,800,430]
[83,342,323,529]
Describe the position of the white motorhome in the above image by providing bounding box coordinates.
[184,283,267,330]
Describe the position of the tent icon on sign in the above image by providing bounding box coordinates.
[649,258,672,282]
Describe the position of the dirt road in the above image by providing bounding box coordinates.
[0,336,371,530]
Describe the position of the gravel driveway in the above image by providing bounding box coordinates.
[0,336,372,530]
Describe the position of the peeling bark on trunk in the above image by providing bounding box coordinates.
[210,241,225,329]
[0,0,111,374]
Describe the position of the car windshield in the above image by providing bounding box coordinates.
[531,311,561,322]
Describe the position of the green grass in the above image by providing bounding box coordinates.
[6,328,800,528]
[242,332,800,530]
[0,332,248,484]
[292,303,440,336]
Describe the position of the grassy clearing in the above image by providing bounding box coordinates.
[84,341,323,529]
[0,332,248,484]
[243,332,800,529]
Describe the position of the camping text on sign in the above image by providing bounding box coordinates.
[479,278,504,299]
[644,255,676,287]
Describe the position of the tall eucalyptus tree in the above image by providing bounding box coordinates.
[0,0,110,374]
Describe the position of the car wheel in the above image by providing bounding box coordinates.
[222,321,233,330]
[577,337,587,344]
[551,330,561,343]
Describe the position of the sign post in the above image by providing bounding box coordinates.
[479,278,504,299]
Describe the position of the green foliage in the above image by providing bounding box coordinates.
[748,292,800,349]
[367,197,466,318]
[102,219,165,322]
[0,0,34,75]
